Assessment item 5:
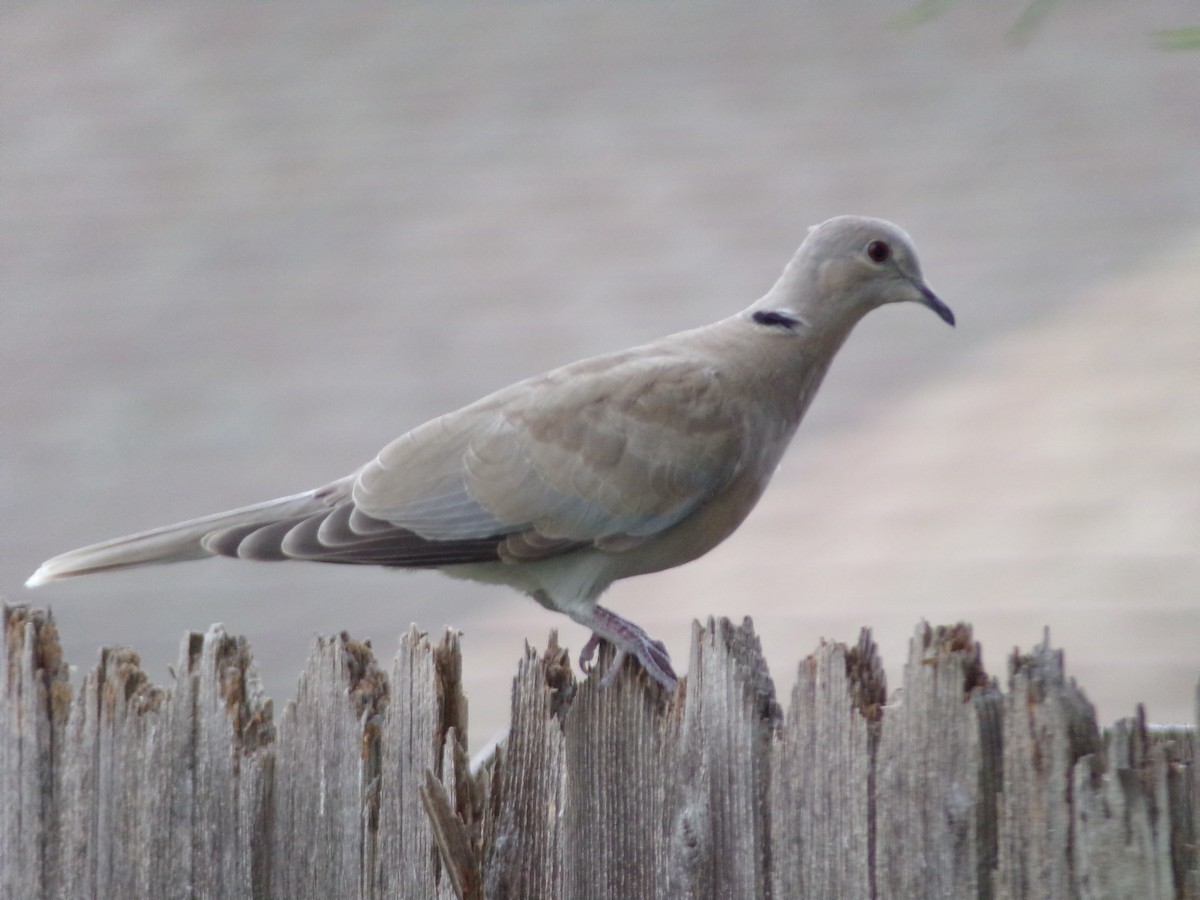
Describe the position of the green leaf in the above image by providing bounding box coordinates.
[1154,25,1200,51]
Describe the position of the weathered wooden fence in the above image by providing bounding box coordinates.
[2,603,1196,900]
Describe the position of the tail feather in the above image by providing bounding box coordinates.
[25,479,352,587]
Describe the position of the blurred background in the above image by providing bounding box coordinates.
[3,4,1197,746]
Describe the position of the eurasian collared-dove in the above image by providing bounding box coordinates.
[27,215,953,689]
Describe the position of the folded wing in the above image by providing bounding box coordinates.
[357,348,746,561]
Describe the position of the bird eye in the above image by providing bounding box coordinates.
[866,240,890,263]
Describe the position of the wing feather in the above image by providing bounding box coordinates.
[356,347,746,553]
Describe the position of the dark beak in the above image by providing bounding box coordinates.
[917,283,955,327]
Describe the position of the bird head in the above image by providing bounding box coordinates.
[761,216,955,329]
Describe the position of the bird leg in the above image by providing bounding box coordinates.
[575,605,677,690]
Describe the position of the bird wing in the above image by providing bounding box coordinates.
[352,345,747,562]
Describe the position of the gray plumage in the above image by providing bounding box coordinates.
[26,215,954,688]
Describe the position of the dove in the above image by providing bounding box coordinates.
[26,215,954,689]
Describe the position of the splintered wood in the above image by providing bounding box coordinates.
[3,605,1196,899]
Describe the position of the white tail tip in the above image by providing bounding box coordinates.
[25,567,54,588]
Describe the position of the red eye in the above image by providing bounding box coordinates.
[866,240,890,263]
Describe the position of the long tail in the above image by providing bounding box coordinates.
[25,478,353,587]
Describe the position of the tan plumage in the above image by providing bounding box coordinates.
[26,215,954,688]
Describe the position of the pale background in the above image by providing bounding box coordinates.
[3,4,1197,746]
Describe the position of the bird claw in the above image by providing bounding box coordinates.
[579,632,602,671]
[574,606,678,691]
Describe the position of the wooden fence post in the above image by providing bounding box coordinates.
[3,603,1196,899]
